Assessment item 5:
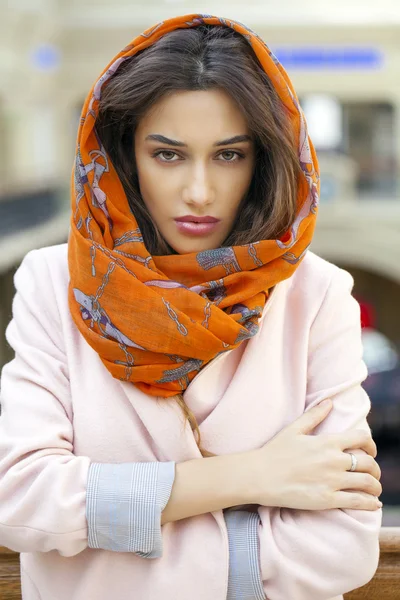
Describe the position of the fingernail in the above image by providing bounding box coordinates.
[377,501,383,508]
[319,399,331,407]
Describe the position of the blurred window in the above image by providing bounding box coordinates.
[343,102,397,198]
[302,96,397,200]
[302,95,342,150]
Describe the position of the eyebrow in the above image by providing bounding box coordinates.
[145,134,252,147]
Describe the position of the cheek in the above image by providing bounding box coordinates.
[220,165,253,205]
[136,157,168,212]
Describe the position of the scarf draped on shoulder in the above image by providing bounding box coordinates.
[68,14,319,398]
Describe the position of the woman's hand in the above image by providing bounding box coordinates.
[249,399,382,511]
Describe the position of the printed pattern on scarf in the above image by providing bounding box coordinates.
[68,14,319,397]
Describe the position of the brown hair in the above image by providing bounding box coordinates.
[95,24,300,457]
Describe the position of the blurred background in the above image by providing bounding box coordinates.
[0,0,399,523]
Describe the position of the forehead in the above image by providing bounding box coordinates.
[137,89,249,139]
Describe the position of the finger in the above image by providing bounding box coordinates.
[339,473,382,498]
[341,452,381,481]
[330,430,377,457]
[333,491,382,511]
[293,399,333,435]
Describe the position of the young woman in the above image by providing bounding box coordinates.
[0,14,382,600]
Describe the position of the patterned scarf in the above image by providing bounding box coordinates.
[68,14,319,398]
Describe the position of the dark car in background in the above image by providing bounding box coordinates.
[362,328,400,504]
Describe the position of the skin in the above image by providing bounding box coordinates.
[134,89,256,254]
[133,90,383,518]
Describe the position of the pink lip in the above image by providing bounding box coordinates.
[175,215,220,223]
[174,219,220,237]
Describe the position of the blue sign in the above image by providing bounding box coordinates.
[31,44,61,72]
[272,47,383,70]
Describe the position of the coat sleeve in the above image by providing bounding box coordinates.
[0,250,90,556]
[0,250,175,558]
[257,267,382,600]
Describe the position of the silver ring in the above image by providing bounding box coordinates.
[348,453,358,472]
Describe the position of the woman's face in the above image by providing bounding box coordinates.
[134,89,255,254]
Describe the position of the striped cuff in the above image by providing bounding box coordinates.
[86,461,175,557]
[225,510,266,600]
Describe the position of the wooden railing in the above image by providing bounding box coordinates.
[345,528,400,599]
[1,527,399,599]
[0,546,21,600]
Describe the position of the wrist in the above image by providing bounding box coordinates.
[230,449,260,506]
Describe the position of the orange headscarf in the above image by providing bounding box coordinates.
[68,14,319,398]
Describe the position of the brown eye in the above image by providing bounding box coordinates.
[219,151,243,162]
[154,150,179,162]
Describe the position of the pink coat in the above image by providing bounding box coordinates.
[0,244,381,600]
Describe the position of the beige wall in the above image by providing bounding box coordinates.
[2,6,400,189]
[0,2,399,327]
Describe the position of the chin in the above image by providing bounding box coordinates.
[170,238,224,255]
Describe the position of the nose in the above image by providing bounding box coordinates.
[183,162,215,208]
